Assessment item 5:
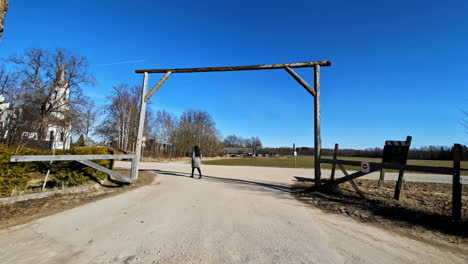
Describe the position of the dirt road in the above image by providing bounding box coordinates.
[0,162,465,264]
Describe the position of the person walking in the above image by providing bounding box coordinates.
[191,145,202,179]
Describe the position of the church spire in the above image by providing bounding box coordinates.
[56,63,67,88]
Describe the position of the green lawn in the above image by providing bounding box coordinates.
[204,155,468,175]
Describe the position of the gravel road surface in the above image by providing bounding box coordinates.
[0,162,465,264]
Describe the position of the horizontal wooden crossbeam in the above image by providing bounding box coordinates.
[135,60,332,73]
[320,158,454,175]
[10,154,135,162]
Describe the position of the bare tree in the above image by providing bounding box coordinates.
[97,84,153,152]
[173,109,222,157]
[72,99,100,140]
[152,110,177,156]
[8,49,94,146]
[224,134,243,147]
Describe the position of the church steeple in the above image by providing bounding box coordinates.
[56,63,67,88]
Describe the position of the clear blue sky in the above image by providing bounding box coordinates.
[1,0,467,148]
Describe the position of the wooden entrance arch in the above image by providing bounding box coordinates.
[133,60,332,188]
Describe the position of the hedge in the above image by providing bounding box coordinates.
[0,145,117,197]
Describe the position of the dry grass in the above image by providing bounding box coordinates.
[292,179,468,248]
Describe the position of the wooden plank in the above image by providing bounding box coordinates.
[135,60,332,73]
[132,72,149,181]
[78,160,132,183]
[319,159,454,175]
[284,67,316,96]
[338,164,366,198]
[332,167,379,185]
[314,65,322,188]
[10,154,135,162]
[452,144,462,219]
[330,144,338,181]
[144,71,172,102]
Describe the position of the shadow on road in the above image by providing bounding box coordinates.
[141,169,302,201]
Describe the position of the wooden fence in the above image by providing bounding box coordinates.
[319,144,464,219]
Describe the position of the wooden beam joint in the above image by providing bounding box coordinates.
[284,66,316,96]
[145,71,172,102]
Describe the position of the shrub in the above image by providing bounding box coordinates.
[0,165,29,197]
[0,145,117,197]
[53,146,115,182]
[53,171,89,187]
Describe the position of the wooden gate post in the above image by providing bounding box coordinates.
[452,143,462,220]
[394,136,412,200]
[131,72,149,181]
[378,169,385,187]
[330,143,338,181]
[314,65,322,188]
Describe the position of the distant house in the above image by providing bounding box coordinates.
[224,147,254,157]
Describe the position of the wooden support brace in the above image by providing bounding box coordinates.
[78,160,132,183]
[284,67,316,97]
[338,164,366,199]
[330,166,379,185]
[145,71,172,102]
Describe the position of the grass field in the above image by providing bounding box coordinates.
[204,155,468,175]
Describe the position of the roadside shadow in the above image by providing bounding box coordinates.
[294,186,468,239]
[148,169,300,200]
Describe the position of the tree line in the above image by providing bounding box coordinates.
[94,83,224,157]
[259,145,468,161]
[223,135,262,149]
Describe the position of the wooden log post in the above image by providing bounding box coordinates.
[314,65,321,188]
[394,136,412,200]
[131,72,149,182]
[452,144,462,220]
[330,143,338,181]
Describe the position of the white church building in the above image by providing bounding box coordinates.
[0,64,72,150]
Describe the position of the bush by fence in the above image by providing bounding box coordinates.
[0,145,116,197]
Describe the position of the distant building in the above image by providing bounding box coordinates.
[0,64,71,149]
[224,147,254,156]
